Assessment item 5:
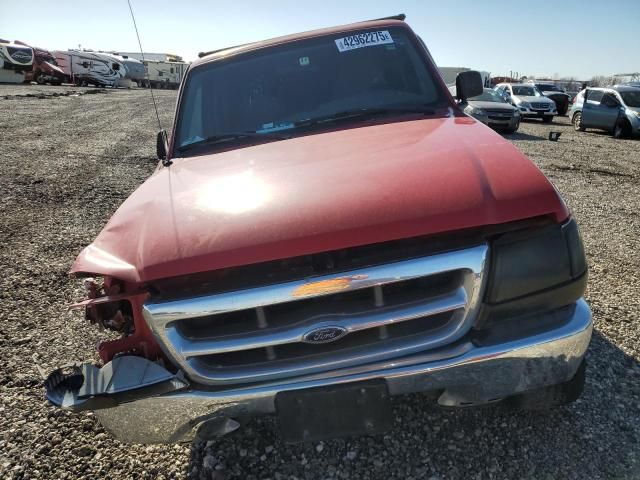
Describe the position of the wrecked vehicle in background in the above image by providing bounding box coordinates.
[45,15,592,445]
[14,41,66,85]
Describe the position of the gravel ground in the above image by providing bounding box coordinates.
[0,85,638,479]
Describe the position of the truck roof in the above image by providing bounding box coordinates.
[193,17,408,68]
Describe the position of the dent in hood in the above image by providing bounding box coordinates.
[71,116,568,284]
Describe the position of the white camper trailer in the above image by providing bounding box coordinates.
[139,59,188,89]
[102,53,145,87]
[0,40,33,83]
[53,50,127,87]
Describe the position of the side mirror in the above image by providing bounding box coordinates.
[156,130,169,162]
[455,71,483,102]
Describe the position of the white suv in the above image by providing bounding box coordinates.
[494,83,557,123]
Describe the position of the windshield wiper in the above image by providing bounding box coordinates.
[294,106,436,127]
[177,130,291,152]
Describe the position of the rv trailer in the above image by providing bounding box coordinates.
[0,40,33,83]
[53,50,127,87]
[139,59,188,89]
[102,53,145,87]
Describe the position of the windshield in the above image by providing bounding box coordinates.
[537,84,561,92]
[175,28,445,153]
[470,89,506,103]
[620,90,640,107]
[512,85,543,97]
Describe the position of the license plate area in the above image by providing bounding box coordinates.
[275,380,392,443]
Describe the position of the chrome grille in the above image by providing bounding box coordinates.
[531,102,550,110]
[143,245,488,385]
[486,109,514,120]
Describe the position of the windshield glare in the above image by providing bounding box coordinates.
[512,85,542,97]
[620,90,640,108]
[175,28,445,152]
[470,89,506,103]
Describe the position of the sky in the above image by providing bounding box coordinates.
[1,0,638,80]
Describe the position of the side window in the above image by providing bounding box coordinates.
[586,90,604,104]
[601,93,619,107]
[159,71,163,77]
[170,67,174,74]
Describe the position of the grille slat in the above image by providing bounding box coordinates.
[143,245,488,386]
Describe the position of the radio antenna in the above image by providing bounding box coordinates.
[127,0,162,132]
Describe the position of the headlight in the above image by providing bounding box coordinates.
[518,101,530,109]
[467,106,486,116]
[549,103,557,110]
[632,110,640,119]
[485,218,586,304]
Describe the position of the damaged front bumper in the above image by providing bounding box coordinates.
[45,299,592,444]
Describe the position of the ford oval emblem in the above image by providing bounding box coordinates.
[302,326,348,344]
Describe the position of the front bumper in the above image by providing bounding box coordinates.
[89,299,591,443]
[487,115,520,129]
[518,107,556,117]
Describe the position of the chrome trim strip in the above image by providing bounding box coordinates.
[144,245,487,325]
[95,299,592,444]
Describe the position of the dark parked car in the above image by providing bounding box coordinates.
[535,83,571,115]
[450,87,520,133]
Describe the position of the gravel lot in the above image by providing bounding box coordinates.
[1,85,638,480]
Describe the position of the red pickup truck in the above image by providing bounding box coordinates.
[45,16,592,444]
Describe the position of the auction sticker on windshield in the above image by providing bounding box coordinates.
[335,31,393,52]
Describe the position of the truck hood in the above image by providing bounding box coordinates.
[71,116,568,284]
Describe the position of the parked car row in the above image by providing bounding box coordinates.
[454,79,639,140]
